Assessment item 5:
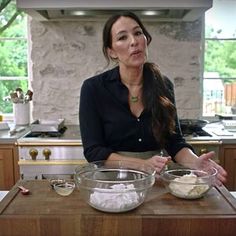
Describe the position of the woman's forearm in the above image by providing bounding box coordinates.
[107,152,170,174]
[174,147,199,168]
[107,152,146,165]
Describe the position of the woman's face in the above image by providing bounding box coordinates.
[108,16,148,68]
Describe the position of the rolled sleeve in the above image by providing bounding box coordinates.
[165,133,194,159]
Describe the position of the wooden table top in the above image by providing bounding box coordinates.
[1,180,236,236]
[1,179,236,216]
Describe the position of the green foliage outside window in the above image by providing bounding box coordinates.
[203,1,236,117]
[205,39,236,80]
[0,0,28,114]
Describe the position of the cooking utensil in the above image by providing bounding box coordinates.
[30,119,65,132]
[15,87,24,100]
[49,179,66,189]
[8,88,33,103]
[179,119,209,134]
[18,185,30,195]
[10,92,19,103]
[25,90,33,102]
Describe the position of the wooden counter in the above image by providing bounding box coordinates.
[0,180,236,236]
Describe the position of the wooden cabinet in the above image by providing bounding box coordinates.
[189,141,222,164]
[188,142,236,191]
[220,144,236,191]
[0,144,19,190]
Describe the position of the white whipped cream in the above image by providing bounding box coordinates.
[90,183,141,212]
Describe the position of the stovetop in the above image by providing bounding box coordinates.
[23,126,67,138]
[182,129,212,138]
[17,125,82,145]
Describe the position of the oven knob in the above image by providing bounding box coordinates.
[29,148,38,160]
[43,148,51,160]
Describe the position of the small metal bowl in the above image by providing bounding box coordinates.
[49,179,66,189]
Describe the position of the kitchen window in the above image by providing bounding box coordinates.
[203,0,236,117]
[0,0,28,117]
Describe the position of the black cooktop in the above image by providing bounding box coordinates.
[23,126,67,138]
[182,129,212,137]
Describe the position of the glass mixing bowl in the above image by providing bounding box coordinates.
[74,160,156,213]
[160,164,218,199]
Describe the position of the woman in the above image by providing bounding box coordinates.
[79,11,227,185]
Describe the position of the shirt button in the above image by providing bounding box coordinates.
[137,118,140,122]
[138,138,142,142]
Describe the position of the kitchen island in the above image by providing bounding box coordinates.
[0,180,236,236]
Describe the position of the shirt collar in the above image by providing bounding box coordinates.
[106,64,154,82]
[106,66,120,82]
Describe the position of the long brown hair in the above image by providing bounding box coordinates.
[143,62,176,147]
[102,11,176,147]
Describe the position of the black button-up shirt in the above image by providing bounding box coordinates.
[79,66,192,162]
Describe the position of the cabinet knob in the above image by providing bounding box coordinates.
[43,148,51,160]
[29,148,38,160]
[200,148,208,155]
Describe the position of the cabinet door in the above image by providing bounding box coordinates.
[221,145,236,191]
[0,148,14,190]
[190,144,221,164]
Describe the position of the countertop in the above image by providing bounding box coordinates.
[1,122,236,145]
[0,180,236,236]
[0,123,30,144]
[204,122,236,144]
[0,124,82,145]
[17,124,82,145]
[186,122,236,144]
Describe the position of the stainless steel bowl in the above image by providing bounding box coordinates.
[74,160,156,213]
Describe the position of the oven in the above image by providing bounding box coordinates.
[17,125,87,180]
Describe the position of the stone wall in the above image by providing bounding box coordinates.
[28,18,203,124]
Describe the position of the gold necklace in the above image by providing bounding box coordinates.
[121,79,142,103]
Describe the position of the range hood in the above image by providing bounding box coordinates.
[16,0,212,22]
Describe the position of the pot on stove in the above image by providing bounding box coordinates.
[179,119,209,134]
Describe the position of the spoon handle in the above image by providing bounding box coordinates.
[18,185,30,194]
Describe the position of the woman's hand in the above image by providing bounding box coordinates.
[146,155,171,174]
[196,151,227,186]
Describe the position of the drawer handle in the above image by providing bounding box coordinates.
[200,148,208,155]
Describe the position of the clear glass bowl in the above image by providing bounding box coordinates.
[160,165,218,199]
[74,160,156,213]
[54,182,75,196]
